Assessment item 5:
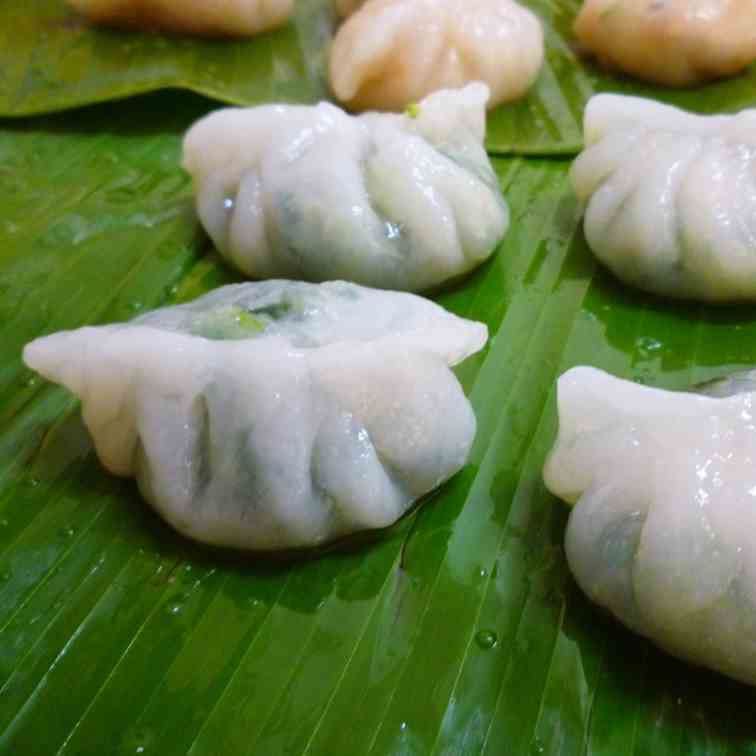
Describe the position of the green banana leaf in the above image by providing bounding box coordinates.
[0,0,333,117]
[4,0,756,155]
[3,90,756,755]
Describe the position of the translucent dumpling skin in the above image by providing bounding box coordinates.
[329,0,544,111]
[23,281,487,552]
[544,366,756,686]
[572,94,756,302]
[574,0,756,86]
[182,84,509,292]
[66,0,293,36]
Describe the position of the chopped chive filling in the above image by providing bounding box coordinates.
[249,301,294,320]
[405,102,420,119]
[189,305,266,340]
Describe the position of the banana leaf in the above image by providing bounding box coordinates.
[3,91,756,755]
[0,0,333,117]
[3,0,756,157]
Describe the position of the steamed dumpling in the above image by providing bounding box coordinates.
[66,0,293,36]
[24,281,487,552]
[544,366,756,686]
[182,83,509,292]
[574,0,756,87]
[572,94,756,302]
[329,0,544,111]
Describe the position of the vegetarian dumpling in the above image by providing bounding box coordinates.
[544,366,756,686]
[329,0,544,111]
[66,0,293,36]
[574,0,756,86]
[182,83,509,292]
[572,94,756,302]
[23,281,487,552]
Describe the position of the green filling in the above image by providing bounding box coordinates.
[405,102,420,119]
[249,301,294,320]
[189,306,266,341]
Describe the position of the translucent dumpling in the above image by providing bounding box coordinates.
[572,94,756,302]
[182,83,509,292]
[574,0,756,86]
[544,366,756,686]
[66,0,293,36]
[329,0,544,111]
[24,281,487,552]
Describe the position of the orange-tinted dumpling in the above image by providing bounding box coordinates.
[575,0,756,86]
[329,0,543,111]
[67,0,293,37]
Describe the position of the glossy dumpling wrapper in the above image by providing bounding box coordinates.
[572,94,756,302]
[66,0,293,36]
[24,281,487,552]
[574,0,756,86]
[328,0,544,111]
[182,83,509,292]
[544,366,756,686]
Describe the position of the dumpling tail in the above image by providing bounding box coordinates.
[24,327,143,477]
[23,330,92,398]
[543,366,624,504]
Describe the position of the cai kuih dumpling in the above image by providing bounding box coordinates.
[182,83,510,292]
[574,0,756,87]
[329,0,544,111]
[66,0,293,36]
[24,281,487,552]
[572,94,756,302]
[544,366,756,686]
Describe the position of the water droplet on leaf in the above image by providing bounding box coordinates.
[475,629,497,650]
[635,336,663,358]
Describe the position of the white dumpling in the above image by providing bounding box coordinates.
[24,280,487,552]
[575,0,756,87]
[328,0,544,112]
[544,366,756,686]
[182,83,509,292]
[572,94,756,302]
[66,0,293,36]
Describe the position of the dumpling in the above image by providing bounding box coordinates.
[328,0,544,112]
[66,0,293,36]
[572,94,756,302]
[23,280,487,552]
[574,0,756,86]
[182,83,509,292]
[543,366,756,686]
